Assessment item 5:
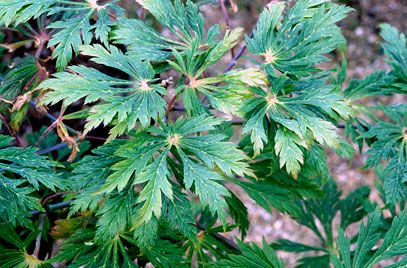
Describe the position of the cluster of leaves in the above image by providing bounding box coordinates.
[0,0,405,267]
[0,0,123,70]
[0,135,62,227]
[343,23,407,205]
[270,178,407,268]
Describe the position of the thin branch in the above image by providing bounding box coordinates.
[232,118,244,125]
[30,101,108,141]
[220,0,235,57]
[85,135,109,141]
[172,105,186,112]
[220,0,231,28]
[32,213,46,258]
[29,201,72,216]
[22,73,38,92]
[35,120,58,147]
[41,192,70,205]
[47,201,72,211]
[0,114,12,134]
[224,31,253,73]
[35,142,68,155]
[34,30,49,59]
[196,221,240,251]
[336,124,358,129]
[30,101,77,135]
[34,135,109,157]
[166,95,177,115]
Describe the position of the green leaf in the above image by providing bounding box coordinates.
[168,30,262,116]
[134,150,173,225]
[144,240,189,268]
[234,172,322,217]
[0,136,63,226]
[0,225,52,268]
[53,229,138,268]
[338,186,371,229]
[48,14,93,71]
[344,71,395,101]
[242,77,345,174]
[241,103,268,156]
[272,239,327,253]
[362,105,407,203]
[135,0,204,45]
[365,208,407,267]
[99,142,162,194]
[214,239,284,268]
[0,146,63,191]
[112,18,174,61]
[0,0,55,26]
[293,180,340,246]
[40,45,166,140]
[45,1,123,70]
[0,56,40,113]
[132,217,158,250]
[332,209,407,268]
[380,23,407,84]
[225,192,249,238]
[179,151,230,225]
[247,0,352,77]
[303,145,330,181]
[331,229,351,268]
[296,255,330,268]
[352,211,382,267]
[0,177,40,227]
[70,116,250,241]
[96,192,136,240]
[113,0,206,61]
[163,188,197,241]
[274,128,307,177]
[69,141,123,214]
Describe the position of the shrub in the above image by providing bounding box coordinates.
[0,0,406,267]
